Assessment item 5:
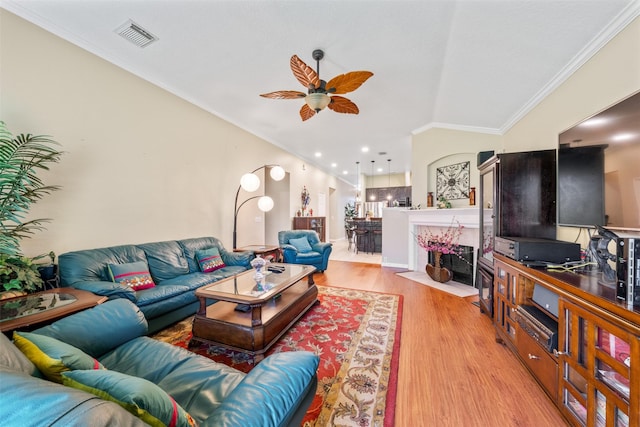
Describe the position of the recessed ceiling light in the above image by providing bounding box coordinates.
[361,147,369,153]
[331,163,337,168]
[377,167,383,172]
[315,152,322,157]
[343,170,348,175]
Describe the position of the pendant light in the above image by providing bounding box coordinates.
[355,161,361,202]
[370,160,376,201]
[386,159,392,201]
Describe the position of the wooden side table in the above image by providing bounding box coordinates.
[235,245,282,262]
[0,288,107,335]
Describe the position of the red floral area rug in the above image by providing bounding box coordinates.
[151,286,403,427]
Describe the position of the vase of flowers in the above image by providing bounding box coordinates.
[415,219,464,283]
[250,255,268,283]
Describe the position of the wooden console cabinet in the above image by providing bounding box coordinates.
[292,216,325,242]
[493,254,639,427]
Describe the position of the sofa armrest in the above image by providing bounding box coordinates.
[220,248,253,267]
[311,241,332,253]
[33,299,148,358]
[281,244,297,254]
[66,280,136,302]
[202,351,319,427]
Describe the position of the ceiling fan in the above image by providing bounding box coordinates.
[260,49,373,121]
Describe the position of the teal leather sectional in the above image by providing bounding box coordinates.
[58,237,253,334]
[0,299,319,426]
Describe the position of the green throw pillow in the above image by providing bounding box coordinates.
[108,261,156,291]
[195,247,225,273]
[13,331,104,383]
[62,370,197,427]
[289,236,313,253]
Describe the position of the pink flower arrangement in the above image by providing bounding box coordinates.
[415,219,464,255]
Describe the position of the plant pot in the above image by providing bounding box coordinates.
[426,251,452,283]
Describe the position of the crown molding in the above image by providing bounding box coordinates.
[500,0,640,134]
[412,121,501,136]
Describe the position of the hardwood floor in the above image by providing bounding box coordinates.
[316,260,568,426]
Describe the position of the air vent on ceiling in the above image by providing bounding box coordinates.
[115,20,158,48]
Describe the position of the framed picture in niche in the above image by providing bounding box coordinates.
[436,161,470,200]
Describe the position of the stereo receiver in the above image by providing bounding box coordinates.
[495,236,581,264]
[515,305,558,353]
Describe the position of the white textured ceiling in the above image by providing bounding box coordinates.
[2,0,639,185]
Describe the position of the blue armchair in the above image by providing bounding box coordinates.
[278,230,332,272]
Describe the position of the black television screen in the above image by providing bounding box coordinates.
[558,91,640,231]
[558,146,605,227]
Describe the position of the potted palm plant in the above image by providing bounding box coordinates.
[0,121,62,297]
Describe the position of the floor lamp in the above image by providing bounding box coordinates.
[233,164,286,250]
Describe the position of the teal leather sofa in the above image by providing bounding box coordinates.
[278,230,332,272]
[0,299,319,427]
[58,237,253,334]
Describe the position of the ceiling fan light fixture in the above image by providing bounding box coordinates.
[305,93,331,112]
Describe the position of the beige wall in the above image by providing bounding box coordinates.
[0,10,352,257]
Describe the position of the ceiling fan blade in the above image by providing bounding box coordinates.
[326,71,373,94]
[327,96,360,114]
[300,104,316,121]
[290,55,320,89]
[260,90,306,99]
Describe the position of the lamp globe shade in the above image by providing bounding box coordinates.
[270,165,285,181]
[240,173,260,192]
[257,196,274,212]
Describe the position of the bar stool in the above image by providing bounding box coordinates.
[371,223,382,253]
[353,225,370,254]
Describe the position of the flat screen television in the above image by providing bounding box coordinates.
[558,90,640,232]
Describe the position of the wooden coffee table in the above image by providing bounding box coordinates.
[0,288,107,335]
[191,263,317,361]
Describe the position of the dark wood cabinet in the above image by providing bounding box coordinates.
[292,216,326,242]
[493,254,640,427]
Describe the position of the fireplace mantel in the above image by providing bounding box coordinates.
[408,207,480,228]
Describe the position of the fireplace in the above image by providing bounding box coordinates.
[408,208,480,285]
[427,244,475,286]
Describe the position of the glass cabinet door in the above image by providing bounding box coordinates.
[480,164,495,265]
[494,261,518,344]
[558,298,636,427]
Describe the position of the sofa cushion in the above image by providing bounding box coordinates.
[33,299,148,359]
[108,261,156,291]
[0,332,40,377]
[135,284,192,307]
[289,236,313,253]
[13,331,103,383]
[138,241,190,282]
[195,247,225,273]
[99,336,245,424]
[159,273,218,291]
[59,244,146,285]
[0,368,150,427]
[62,370,197,427]
[137,291,198,320]
[293,251,322,262]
